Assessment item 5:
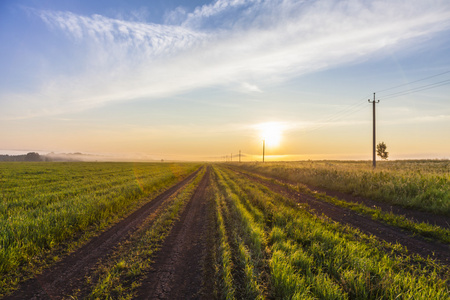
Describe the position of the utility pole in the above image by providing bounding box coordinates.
[231,153,232,162]
[368,92,380,169]
[239,150,241,163]
[262,140,265,163]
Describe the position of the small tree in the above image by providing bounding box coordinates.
[25,152,41,162]
[376,142,389,160]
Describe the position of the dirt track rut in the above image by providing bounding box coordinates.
[231,168,450,265]
[136,167,211,299]
[5,168,202,300]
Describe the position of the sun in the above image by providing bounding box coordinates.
[257,122,284,147]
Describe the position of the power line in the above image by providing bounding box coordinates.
[319,96,369,122]
[319,101,368,124]
[298,100,368,136]
[376,70,450,94]
[297,70,450,136]
[380,79,450,100]
[299,94,369,131]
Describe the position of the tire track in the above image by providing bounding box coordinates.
[229,166,449,228]
[230,168,450,265]
[5,168,202,300]
[136,167,211,300]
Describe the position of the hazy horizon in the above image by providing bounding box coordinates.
[1,148,448,163]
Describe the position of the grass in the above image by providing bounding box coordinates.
[210,173,236,300]
[3,161,449,298]
[210,165,449,299]
[236,160,450,215]
[213,167,267,299]
[87,167,206,299]
[0,162,199,296]
[231,166,450,244]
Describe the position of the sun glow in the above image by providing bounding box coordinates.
[257,122,284,147]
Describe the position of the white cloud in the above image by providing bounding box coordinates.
[180,0,257,27]
[3,0,450,119]
[241,82,262,93]
[37,9,206,58]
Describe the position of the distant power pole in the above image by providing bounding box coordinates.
[262,140,265,163]
[231,153,232,162]
[368,92,380,169]
[239,150,241,163]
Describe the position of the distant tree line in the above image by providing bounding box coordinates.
[0,152,93,162]
[0,152,51,162]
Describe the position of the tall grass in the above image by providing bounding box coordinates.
[210,173,235,300]
[213,165,449,299]
[0,162,199,296]
[233,167,450,244]
[237,160,450,215]
[88,168,205,299]
[214,167,267,299]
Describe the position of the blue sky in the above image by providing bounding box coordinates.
[1,0,450,161]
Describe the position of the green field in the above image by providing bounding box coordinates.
[0,162,200,293]
[237,160,450,215]
[208,165,448,299]
[1,161,448,298]
[88,167,206,298]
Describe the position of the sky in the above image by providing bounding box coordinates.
[1,0,450,161]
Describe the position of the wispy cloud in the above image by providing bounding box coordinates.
[177,0,258,28]
[4,0,450,119]
[241,82,262,93]
[37,9,207,62]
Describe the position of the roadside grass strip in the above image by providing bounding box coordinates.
[311,190,450,244]
[238,161,450,216]
[86,167,205,299]
[213,166,267,299]
[210,173,235,300]
[233,166,450,245]
[216,165,449,299]
[0,162,199,296]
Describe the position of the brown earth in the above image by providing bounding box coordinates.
[135,167,211,299]
[4,168,202,300]
[293,179,449,229]
[233,167,449,229]
[229,167,450,265]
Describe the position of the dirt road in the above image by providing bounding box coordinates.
[230,167,450,265]
[136,167,211,299]
[5,168,202,300]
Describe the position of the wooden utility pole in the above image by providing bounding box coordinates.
[368,93,379,169]
[262,140,265,163]
[231,153,232,162]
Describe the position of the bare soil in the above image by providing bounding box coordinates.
[232,168,450,265]
[298,182,449,229]
[4,168,202,300]
[135,167,211,299]
[235,167,449,228]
